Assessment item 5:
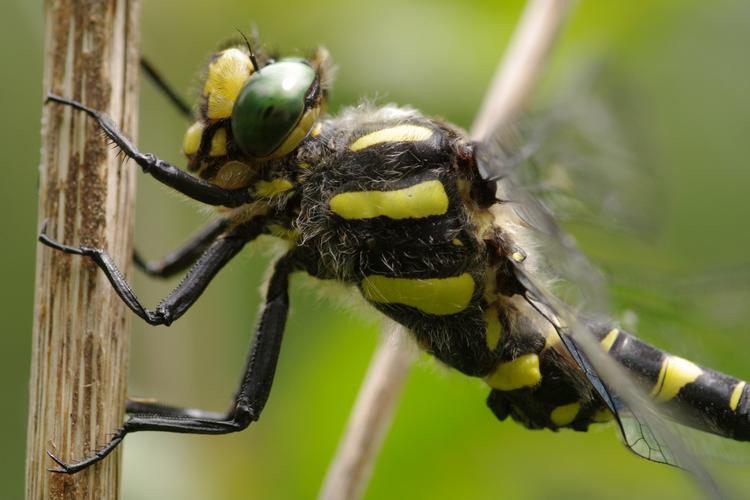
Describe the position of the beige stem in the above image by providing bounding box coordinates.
[26,1,140,499]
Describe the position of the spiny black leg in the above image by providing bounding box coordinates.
[140,57,192,119]
[125,399,226,420]
[39,218,264,326]
[134,217,230,279]
[45,93,251,207]
[48,252,298,474]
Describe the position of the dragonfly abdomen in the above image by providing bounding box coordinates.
[600,327,750,441]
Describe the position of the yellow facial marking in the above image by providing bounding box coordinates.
[204,48,254,119]
[600,328,620,353]
[209,128,227,156]
[255,178,294,198]
[182,122,205,156]
[483,308,502,351]
[330,180,449,220]
[270,107,320,159]
[550,402,581,427]
[349,125,433,152]
[651,356,703,402]
[311,122,323,137]
[361,273,475,316]
[485,354,541,391]
[730,381,746,411]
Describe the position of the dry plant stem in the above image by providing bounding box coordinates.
[319,1,572,499]
[26,1,140,499]
[319,327,414,500]
[471,0,572,140]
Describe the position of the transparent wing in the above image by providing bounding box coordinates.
[492,64,662,239]
[475,110,729,496]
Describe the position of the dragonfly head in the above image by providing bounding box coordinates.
[231,56,325,159]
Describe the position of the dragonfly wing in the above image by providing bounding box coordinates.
[475,124,727,496]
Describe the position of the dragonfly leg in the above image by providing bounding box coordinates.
[48,251,298,474]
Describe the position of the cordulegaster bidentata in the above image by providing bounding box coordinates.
[37,21,750,497]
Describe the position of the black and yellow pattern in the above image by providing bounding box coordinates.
[39,35,750,475]
[129,39,750,444]
[599,327,750,440]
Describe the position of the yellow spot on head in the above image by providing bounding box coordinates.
[349,125,433,152]
[730,381,746,411]
[485,353,541,391]
[255,178,294,198]
[483,307,502,351]
[651,356,703,402]
[183,121,205,156]
[600,328,620,353]
[550,402,581,427]
[361,273,475,316]
[204,48,254,119]
[330,180,449,220]
[209,128,227,156]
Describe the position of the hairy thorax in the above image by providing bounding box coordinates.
[293,105,501,375]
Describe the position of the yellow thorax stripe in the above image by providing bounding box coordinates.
[349,124,433,152]
[361,273,475,316]
[329,180,449,220]
[650,356,703,402]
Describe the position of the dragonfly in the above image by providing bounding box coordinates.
[37,24,750,498]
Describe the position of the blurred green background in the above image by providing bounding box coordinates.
[3,1,750,499]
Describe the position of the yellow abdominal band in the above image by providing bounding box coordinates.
[651,356,703,402]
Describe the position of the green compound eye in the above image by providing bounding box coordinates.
[231,60,317,158]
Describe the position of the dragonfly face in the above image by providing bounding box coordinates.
[38,3,744,496]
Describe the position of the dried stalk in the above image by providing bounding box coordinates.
[319,1,572,499]
[26,1,140,499]
[318,326,414,500]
